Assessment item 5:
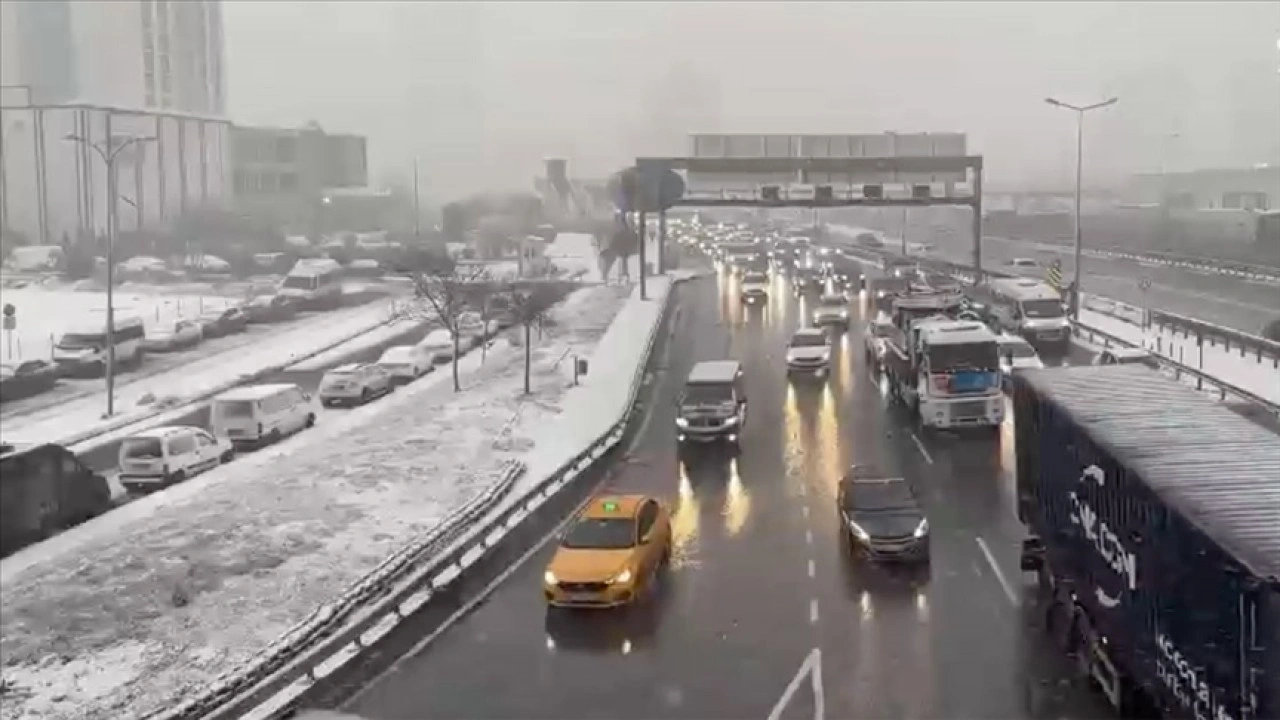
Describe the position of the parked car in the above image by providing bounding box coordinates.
[457,311,497,347]
[863,314,896,368]
[196,306,249,338]
[243,294,298,323]
[142,319,203,352]
[1093,347,1160,370]
[117,426,234,494]
[319,363,394,407]
[0,359,61,403]
[418,328,456,364]
[210,383,315,449]
[377,345,433,383]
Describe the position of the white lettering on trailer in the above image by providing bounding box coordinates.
[1155,631,1237,720]
[1067,465,1138,607]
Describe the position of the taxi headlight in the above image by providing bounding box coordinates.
[676,417,690,429]
[609,568,633,585]
[544,570,557,585]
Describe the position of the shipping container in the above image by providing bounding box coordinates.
[893,133,933,157]
[724,134,767,159]
[1014,365,1280,720]
[690,134,726,158]
[857,134,895,158]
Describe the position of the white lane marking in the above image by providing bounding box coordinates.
[805,529,813,545]
[976,536,1019,607]
[767,647,825,720]
[346,467,611,703]
[802,505,810,520]
[798,483,807,497]
[809,598,820,624]
[807,559,816,579]
[910,432,934,464]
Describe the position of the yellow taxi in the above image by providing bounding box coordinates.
[543,494,673,608]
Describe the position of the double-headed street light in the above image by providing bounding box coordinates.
[1044,96,1118,319]
[65,131,156,417]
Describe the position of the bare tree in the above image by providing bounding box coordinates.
[473,281,500,363]
[506,283,558,395]
[403,263,489,391]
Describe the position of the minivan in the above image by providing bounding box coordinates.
[52,314,146,376]
[118,426,235,493]
[210,383,316,448]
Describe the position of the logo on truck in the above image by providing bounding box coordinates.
[1067,464,1137,609]
[1156,630,1238,720]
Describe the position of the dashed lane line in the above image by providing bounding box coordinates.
[910,431,934,464]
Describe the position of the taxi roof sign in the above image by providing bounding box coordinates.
[602,500,619,512]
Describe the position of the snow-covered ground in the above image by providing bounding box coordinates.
[1078,304,1279,405]
[1,300,403,446]
[0,284,633,720]
[547,231,659,285]
[0,286,240,364]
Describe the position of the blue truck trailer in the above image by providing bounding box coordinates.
[1013,365,1280,719]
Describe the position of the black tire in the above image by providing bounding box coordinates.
[360,388,371,403]
[268,428,282,444]
[220,450,235,463]
[167,470,187,486]
[305,413,316,428]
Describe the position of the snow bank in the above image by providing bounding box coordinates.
[2,300,402,446]
[0,285,631,720]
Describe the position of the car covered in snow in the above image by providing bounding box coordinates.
[417,328,457,364]
[142,319,203,352]
[196,306,249,338]
[243,294,299,324]
[1093,346,1160,370]
[319,362,394,407]
[211,383,316,448]
[377,345,433,383]
[863,314,895,369]
[118,425,234,493]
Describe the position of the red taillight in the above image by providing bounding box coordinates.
[931,374,951,393]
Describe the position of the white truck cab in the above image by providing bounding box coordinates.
[987,278,1070,352]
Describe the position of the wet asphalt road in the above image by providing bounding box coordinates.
[342,270,1116,720]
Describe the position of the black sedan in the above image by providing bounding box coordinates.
[0,359,61,403]
[836,465,930,563]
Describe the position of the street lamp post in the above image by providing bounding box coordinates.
[1044,96,1118,319]
[65,131,156,418]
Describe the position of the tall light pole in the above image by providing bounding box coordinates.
[65,131,156,417]
[1044,96,1118,319]
[412,158,421,239]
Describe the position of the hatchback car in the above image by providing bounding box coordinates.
[837,465,930,563]
[142,319,203,352]
[118,425,234,493]
[318,363,394,406]
[377,345,432,383]
[196,306,249,338]
[543,495,673,609]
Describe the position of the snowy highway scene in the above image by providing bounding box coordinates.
[2,3,1279,720]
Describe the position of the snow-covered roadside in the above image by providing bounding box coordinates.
[0,285,631,720]
[1,299,405,446]
[1078,306,1279,405]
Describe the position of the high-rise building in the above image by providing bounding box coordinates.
[1,0,228,243]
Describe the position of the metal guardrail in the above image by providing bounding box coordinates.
[1078,247,1280,283]
[1146,309,1280,369]
[156,276,685,720]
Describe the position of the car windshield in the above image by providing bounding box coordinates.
[684,383,733,404]
[1001,341,1038,359]
[57,333,104,349]
[560,517,636,549]
[121,437,164,459]
[282,275,317,290]
[1022,299,1064,318]
[927,342,999,371]
[790,333,827,348]
[842,480,916,513]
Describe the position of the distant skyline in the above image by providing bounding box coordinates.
[224,2,1280,199]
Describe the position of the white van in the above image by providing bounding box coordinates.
[417,328,456,364]
[52,314,146,375]
[118,425,234,493]
[986,278,1070,353]
[210,383,316,448]
[278,258,344,310]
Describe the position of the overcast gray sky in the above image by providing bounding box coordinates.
[225,1,1280,200]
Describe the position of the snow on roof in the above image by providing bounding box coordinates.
[687,360,741,384]
[214,383,299,401]
[991,277,1060,301]
[326,363,362,373]
[124,425,200,440]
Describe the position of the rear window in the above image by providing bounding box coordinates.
[217,400,256,418]
[122,437,164,459]
[790,333,827,348]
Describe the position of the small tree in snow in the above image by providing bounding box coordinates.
[506,283,558,395]
[402,263,489,392]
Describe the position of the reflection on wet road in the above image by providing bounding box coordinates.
[343,268,1114,720]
